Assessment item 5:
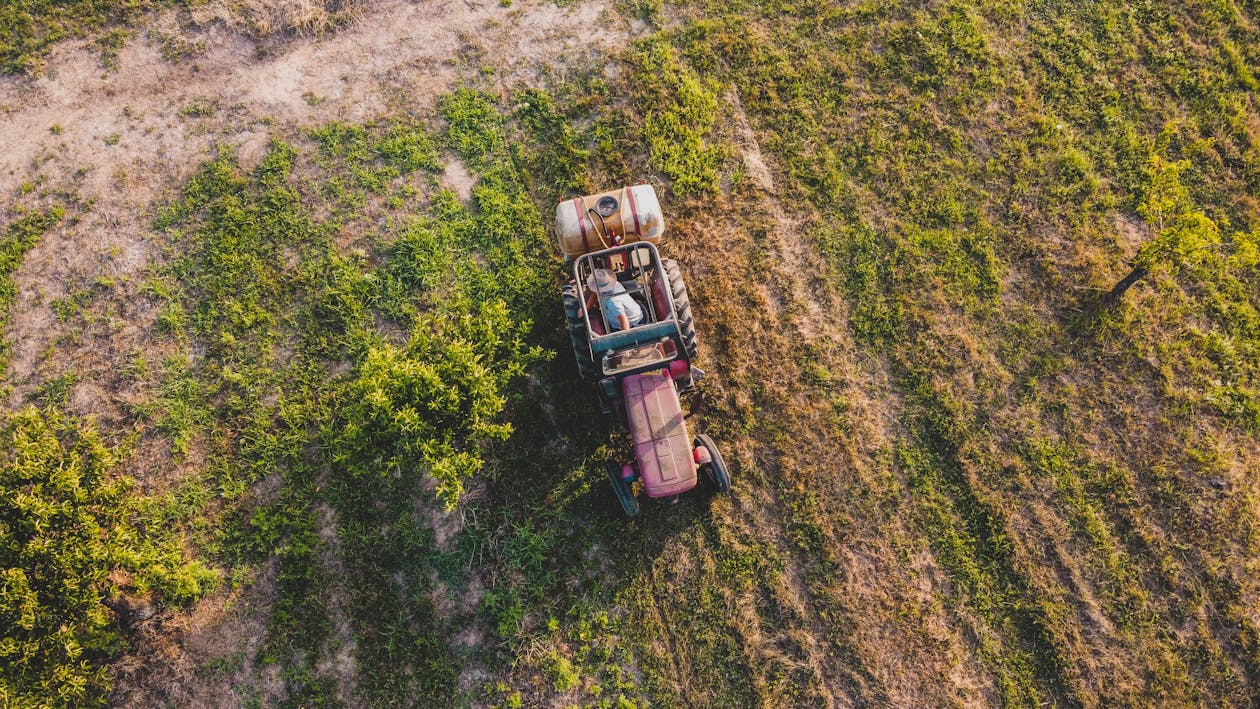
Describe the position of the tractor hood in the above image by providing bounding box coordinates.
[623,369,697,498]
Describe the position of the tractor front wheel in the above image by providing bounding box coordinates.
[694,433,731,493]
[605,460,640,518]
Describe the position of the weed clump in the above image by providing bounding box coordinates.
[310,119,441,196]
[0,1,163,74]
[0,407,216,705]
[629,38,727,197]
[0,209,62,374]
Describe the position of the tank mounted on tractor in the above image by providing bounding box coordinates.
[555,185,731,517]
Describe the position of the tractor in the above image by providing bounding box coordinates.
[555,185,731,517]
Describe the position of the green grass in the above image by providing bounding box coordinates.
[309,119,442,199]
[628,37,728,196]
[896,390,1069,705]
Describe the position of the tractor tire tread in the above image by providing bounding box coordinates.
[563,287,598,381]
[663,260,700,361]
[695,433,732,493]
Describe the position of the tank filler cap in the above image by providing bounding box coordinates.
[595,196,619,217]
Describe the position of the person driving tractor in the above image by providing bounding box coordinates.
[587,268,644,331]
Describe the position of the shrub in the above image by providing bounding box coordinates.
[334,300,545,508]
[0,407,216,705]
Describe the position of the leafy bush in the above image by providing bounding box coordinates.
[0,407,216,705]
[1121,133,1224,285]
[335,300,545,508]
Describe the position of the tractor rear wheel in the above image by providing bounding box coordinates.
[563,285,599,381]
[605,460,640,518]
[695,433,731,493]
[662,259,699,361]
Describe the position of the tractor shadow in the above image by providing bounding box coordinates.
[455,344,736,677]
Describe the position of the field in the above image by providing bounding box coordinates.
[1,0,1258,706]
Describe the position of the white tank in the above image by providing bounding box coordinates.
[555,184,664,258]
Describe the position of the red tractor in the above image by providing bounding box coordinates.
[555,185,731,517]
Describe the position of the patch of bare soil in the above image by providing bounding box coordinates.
[313,501,359,705]
[726,89,774,193]
[111,559,285,708]
[441,155,476,202]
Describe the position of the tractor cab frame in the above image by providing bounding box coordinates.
[572,242,692,389]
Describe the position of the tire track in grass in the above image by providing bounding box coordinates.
[899,377,1080,706]
[713,164,1015,705]
[701,168,1069,705]
[726,470,884,706]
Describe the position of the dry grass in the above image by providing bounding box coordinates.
[235,0,367,37]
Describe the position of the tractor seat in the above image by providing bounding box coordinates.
[617,280,657,324]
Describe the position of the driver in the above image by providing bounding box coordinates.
[587,268,644,332]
